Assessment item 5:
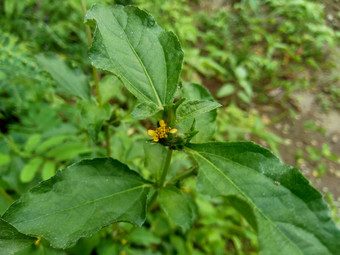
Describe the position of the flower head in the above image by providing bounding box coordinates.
[147,120,177,142]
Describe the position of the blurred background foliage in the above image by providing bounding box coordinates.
[1,0,339,254]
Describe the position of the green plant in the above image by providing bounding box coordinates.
[1,4,340,255]
[187,0,339,107]
[215,104,284,155]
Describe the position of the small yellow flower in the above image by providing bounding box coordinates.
[147,120,177,142]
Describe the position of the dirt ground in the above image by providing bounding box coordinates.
[322,0,340,30]
[262,0,340,215]
[258,92,340,200]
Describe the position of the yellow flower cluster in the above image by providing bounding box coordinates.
[147,120,177,142]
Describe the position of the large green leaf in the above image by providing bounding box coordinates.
[0,218,35,255]
[85,4,183,108]
[3,158,151,248]
[36,54,90,100]
[187,142,340,255]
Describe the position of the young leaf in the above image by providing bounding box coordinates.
[35,135,68,154]
[24,134,41,153]
[158,186,195,231]
[20,157,43,183]
[41,161,56,180]
[186,142,340,255]
[131,102,161,120]
[0,218,35,255]
[3,158,151,248]
[176,100,221,123]
[85,4,183,108]
[45,142,91,161]
[216,84,235,98]
[0,153,10,167]
[36,54,90,100]
[179,83,218,142]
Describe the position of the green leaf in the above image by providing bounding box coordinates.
[36,54,90,100]
[15,245,67,255]
[237,91,251,104]
[99,75,125,104]
[179,83,218,142]
[131,102,161,120]
[41,161,56,180]
[85,4,183,108]
[0,153,10,167]
[216,84,235,98]
[66,232,100,255]
[45,142,91,161]
[144,142,167,180]
[35,135,68,155]
[176,100,221,123]
[0,195,11,215]
[158,186,194,231]
[187,142,340,254]
[80,103,111,141]
[0,218,35,255]
[24,134,41,153]
[3,158,151,249]
[127,227,161,246]
[20,157,44,183]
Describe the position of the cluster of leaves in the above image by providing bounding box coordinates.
[1,0,92,68]
[1,3,340,255]
[0,1,256,253]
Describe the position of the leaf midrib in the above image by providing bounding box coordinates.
[189,149,305,255]
[13,184,151,225]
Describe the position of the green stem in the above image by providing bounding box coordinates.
[0,187,14,203]
[147,190,158,212]
[92,67,102,106]
[104,124,111,157]
[158,149,173,188]
[169,166,198,184]
[81,0,102,106]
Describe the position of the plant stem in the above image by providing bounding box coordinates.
[104,124,111,157]
[0,187,14,203]
[81,0,102,106]
[169,166,198,184]
[81,0,111,157]
[147,190,158,212]
[158,149,173,188]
